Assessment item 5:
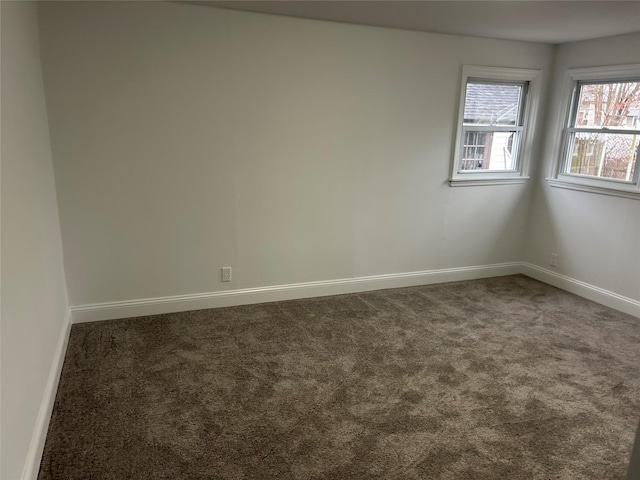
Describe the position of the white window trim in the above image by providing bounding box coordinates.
[546,64,640,200]
[449,65,542,187]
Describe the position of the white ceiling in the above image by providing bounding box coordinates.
[194,0,640,44]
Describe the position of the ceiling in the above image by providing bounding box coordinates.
[193,1,640,44]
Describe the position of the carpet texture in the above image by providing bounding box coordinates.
[39,275,640,479]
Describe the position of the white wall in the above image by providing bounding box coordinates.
[525,32,640,302]
[37,2,553,307]
[1,2,69,479]
[0,3,634,477]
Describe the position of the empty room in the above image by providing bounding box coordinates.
[2,1,640,479]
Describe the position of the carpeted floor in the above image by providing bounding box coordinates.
[38,275,640,480]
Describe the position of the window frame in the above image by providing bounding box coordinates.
[547,64,640,200]
[450,65,542,187]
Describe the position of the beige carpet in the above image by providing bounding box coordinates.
[39,275,640,479]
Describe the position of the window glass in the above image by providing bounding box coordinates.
[458,80,526,172]
[568,132,637,181]
[574,81,640,128]
[461,131,517,171]
[564,80,640,183]
[463,82,523,126]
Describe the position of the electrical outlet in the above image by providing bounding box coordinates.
[550,253,559,267]
[221,267,232,282]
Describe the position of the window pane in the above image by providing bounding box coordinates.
[463,82,523,126]
[568,132,638,181]
[575,81,640,128]
[461,131,518,171]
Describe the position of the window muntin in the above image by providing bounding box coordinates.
[562,79,640,184]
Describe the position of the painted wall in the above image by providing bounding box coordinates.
[37,1,552,307]
[0,2,69,479]
[524,32,640,302]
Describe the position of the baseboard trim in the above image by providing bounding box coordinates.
[70,262,522,323]
[21,308,72,480]
[521,263,640,318]
[69,262,640,323]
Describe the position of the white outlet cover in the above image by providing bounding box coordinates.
[221,267,232,282]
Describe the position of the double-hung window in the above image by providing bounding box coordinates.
[549,64,640,199]
[450,66,541,186]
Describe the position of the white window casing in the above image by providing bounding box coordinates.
[450,65,542,187]
[547,64,640,200]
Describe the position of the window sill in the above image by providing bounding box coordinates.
[449,176,530,187]
[546,178,640,200]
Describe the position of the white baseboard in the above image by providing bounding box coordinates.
[21,308,72,480]
[70,262,640,323]
[521,262,640,318]
[70,262,522,323]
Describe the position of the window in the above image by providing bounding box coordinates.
[548,64,640,199]
[450,66,541,186]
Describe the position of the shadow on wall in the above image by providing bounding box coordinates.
[525,181,562,270]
